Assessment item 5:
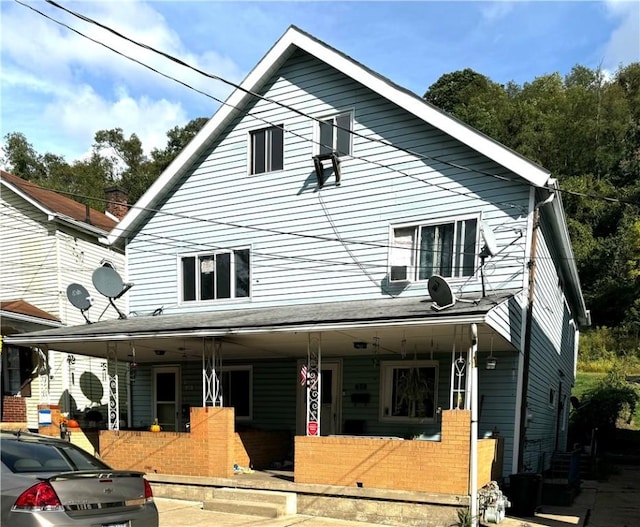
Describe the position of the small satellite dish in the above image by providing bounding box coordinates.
[66,283,93,323]
[67,283,92,310]
[428,275,456,311]
[480,222,498,257]
[92,266,125,298]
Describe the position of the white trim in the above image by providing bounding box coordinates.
[379,359,439,423]
[0,310,63,327]
[107,26,550,249]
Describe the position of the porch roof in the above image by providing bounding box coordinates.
[4,291,519,362]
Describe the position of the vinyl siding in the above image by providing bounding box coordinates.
[126,49,530,315]
[1,183,126,429]
[521,213,578,472]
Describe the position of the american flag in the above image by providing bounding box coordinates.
[300,364,307,386]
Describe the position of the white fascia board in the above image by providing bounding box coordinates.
[108,26,551,247]
[2,179,53,217]
[3,180,109,238]
[547,180,588,326]
[5,314,486,346]
[0,310,63,328]
[107,32,298,248]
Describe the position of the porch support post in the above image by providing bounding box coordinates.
[202,337,223,407]
[37,347,50,405]
[469,324,479,527]
[106,342,120,431]
[306,332,321,436]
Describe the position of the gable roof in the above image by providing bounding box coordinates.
[108,25,551,247]
[1,170,116,234]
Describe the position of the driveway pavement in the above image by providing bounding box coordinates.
[157,464,640,527]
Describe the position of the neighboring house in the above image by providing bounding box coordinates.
[6,27,589,517]
[0,170,127,430]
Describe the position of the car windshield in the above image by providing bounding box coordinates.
[1,437,110,473]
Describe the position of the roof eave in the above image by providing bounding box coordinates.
[108,26,551,247]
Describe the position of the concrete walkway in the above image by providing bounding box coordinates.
[156,464,640,527]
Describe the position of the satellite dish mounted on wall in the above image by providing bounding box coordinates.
[428,275,456,311]
[66,283,93,324]
[92,266,133,320]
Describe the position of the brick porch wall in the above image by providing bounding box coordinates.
[295,410,497,495]
[2,396,27,422]
[99,407,235,478]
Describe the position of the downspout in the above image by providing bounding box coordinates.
[517,190,555,472]
[469,323,479,526]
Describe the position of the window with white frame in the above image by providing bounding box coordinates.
[222,366,252,420]
[389,217,478,281]
[317,111,352,156]
[380,360,438,422]
[180,249,250,302]
[250,125,283,174]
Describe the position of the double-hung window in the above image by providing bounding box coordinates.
[389,217,478,281]
[380,360,438,422]
[180,248,250,302]
[250,125,283,174]
[318,111,352,156]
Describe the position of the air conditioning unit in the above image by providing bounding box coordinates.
[390,265,408,282]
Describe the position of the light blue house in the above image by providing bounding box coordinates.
[8,26,588,492]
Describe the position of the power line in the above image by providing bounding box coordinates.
[19,0,639,210]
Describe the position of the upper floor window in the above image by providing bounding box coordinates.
[180,248,250,302]
[318,111,352,157]
[250,125,283,174]
[390,217,478,282]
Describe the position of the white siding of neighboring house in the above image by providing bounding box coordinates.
[126,49,532,316]
[1,183,126,430]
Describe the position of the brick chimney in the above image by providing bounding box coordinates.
[104,186,129,221]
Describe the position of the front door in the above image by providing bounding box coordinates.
[297,360,341,436]
[153,366,180,432]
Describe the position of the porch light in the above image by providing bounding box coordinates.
[353,341,367,350]
[154,349,166,356]
[486,355,497,370]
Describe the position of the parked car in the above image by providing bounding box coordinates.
[1,430,158,526]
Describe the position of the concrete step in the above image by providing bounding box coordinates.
[203,498,281,517]
[204,488,297,517]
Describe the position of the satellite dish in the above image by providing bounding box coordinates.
[92,266,133,320]
[67,283,92,310]
[66,283,93,323]
[480,222,498,257]
[428,275,456,311]
[92,266,125,298]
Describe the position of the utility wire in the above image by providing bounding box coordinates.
[19,0,639,209]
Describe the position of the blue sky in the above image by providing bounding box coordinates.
[1,0,638,163]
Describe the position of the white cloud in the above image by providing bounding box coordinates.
[480,1,516,22]
[1,0,240,161]
[602,0,640,69]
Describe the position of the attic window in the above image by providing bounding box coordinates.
[317,111,352,156]
[250,125,283,174]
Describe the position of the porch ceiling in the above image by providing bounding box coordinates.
[4,292,520,362]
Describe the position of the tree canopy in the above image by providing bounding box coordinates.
[425,63,640,346]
